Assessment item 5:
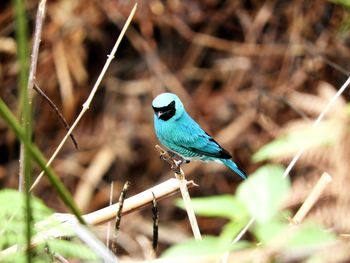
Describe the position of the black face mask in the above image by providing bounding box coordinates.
[153,101,176,121]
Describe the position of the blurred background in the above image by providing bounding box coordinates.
[1,0,350,258]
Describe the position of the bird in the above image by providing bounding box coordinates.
[152,92,246,179]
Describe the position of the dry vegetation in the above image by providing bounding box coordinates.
[1,0,350,261]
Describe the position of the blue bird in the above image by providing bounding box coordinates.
[152,93,246,180]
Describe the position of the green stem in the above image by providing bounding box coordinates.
[0,98,85,224]
[12,0,32,261]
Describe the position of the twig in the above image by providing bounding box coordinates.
[112,181,130,254]
[155,145,202,240]
[290,172,332,225]
[29,3,137,191]
[151,192,159,251]
[33,82,78,149]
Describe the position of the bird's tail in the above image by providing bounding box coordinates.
[221,159,247,180]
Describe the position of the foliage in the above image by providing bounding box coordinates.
[164,165,335,260]
[252,121,338,162]
[0,189,98,262]
[237,165,289,223]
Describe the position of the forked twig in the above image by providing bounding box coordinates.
[33,82,78,149]
[155,145,202,240]
[29,3,138,192]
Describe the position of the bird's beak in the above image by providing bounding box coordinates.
[156,112,162,119]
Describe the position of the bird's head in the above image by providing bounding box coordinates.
[152,93,184,121]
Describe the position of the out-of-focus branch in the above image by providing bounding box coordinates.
[290,172,332,225]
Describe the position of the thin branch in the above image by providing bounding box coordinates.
[155,145,202,240]
[29,3,137,191]
[282,76,350,179]
[33,82,78,149]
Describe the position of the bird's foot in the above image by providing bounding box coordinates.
[155,145,187,175]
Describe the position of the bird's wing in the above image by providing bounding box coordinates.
[173,115,232,159]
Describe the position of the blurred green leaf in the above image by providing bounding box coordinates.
[287,223,336,249]
[45,239,99,261]
[0,189,53,249]
[220,219,251,243]
[252,121,337,162]
[175,195,248,220]
[162,236,247,258]
[237,165,290,223]
[0,99,85,224]
[253,218,287,244]
[330,0,350,8]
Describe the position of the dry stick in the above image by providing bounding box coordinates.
[106,181,114,249]
[112,181,130,254]
[291,172,332,225]
[33,82,78,149]
[29,3,137,192]
[151,192,159,251]
[229,76,350,248]
[18,0,47,192]
[84,178,196,225]
[155,145,202,240]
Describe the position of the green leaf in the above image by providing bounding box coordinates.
[253,218,287,244]
[252,121,337,162]
[220,219,252,243]
[287,223,336,249]
[45,239,99,261]
[330,0,350,8]
[237,165,290,223]
[161,236,246,258]
[0,189,53,249]
[0,99,85,224]
[175,195,248,220]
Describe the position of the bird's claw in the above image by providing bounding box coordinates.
[155,146,187,175]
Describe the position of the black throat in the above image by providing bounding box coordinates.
[153,100,176,121]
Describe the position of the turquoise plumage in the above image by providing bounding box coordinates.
[152,93,246,180]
